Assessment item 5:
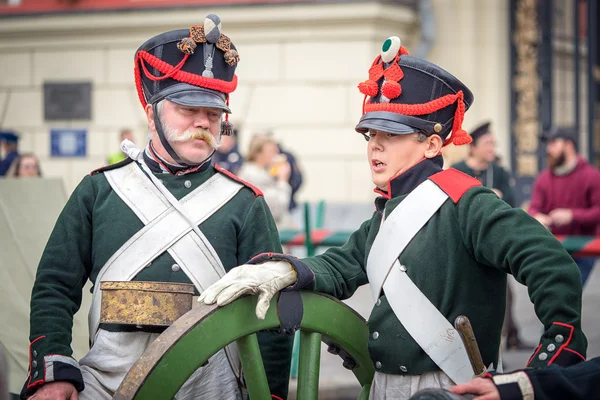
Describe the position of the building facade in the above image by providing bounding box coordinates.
[0,0,511,203]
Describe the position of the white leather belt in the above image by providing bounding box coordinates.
[367,179,474,384]
[90,161,243,339]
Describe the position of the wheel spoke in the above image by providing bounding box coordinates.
[236,333,271,399]
[357,384,371,400]
[296,331,322,399]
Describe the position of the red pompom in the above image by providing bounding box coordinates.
[358,80,379,97]
[452,129,472,146]
[381,81,402,99]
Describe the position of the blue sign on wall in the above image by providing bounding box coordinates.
[50,129,87,157]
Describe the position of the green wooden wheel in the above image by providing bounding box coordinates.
[114,292,374,400]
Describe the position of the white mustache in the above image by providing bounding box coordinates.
[167,128,221,150]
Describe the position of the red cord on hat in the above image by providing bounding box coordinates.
[134,50,238,108]
[358,55,384,98]
[364,90,471,146]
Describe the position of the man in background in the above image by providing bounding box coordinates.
[529,127,600,287]
[107,128,135,165]
[451,122,515,207]
[0,130,20,176]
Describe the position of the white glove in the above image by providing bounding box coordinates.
[198,261,297,319]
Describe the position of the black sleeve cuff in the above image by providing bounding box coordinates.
[20,355,84,399]
[496,382,524,400]
[248,252,315,290]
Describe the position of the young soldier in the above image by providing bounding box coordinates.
[200,37,587,398]
[21,15,291,400]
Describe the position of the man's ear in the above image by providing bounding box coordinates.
[424,135,443,158]
[145,104,156,132]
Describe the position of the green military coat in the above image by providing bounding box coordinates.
[256,157,587,379]
[22,159,292,398]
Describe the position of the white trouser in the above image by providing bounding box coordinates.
[79,329,242,400]
[369,370,453,400]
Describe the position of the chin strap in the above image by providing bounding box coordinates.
[153,102,192,167]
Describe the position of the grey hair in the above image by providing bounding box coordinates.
[147,100,166,140]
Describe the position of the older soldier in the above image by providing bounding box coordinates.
[201,37,587,398]
[21,14,291,400]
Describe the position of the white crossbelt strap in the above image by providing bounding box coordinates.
[89,162,243,339]
[366,179,474,384]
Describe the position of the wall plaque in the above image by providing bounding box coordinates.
[50,129,87,157]
[44,82,92,120]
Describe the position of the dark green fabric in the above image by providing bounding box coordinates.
[28,164,292,398]
[452,160,516,207]
[303,184,586,376]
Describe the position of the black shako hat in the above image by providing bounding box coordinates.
[355,36,474,147]
[133,14,239,167]
[134,14,239,113]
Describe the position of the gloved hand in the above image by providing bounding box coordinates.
[198,261,297,319]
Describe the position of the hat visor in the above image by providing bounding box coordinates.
[163,85,231,113]
[355,112,418,135]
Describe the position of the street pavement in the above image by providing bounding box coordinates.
[288,260,600,399]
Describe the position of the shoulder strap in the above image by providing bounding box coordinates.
[214,164,263,197]
[90,163,243,340]
[366,178,474,384]
[367,179,448,300]
[90,157,135,176]
[429,168,481,203]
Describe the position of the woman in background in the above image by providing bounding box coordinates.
[7,153,42,178]
[238,135,293,228]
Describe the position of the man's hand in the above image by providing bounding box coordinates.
[549,208,573,226]
[199,261,297,319]
[30,381,78,400]
[533,213,552,229]
[450,378,500,400]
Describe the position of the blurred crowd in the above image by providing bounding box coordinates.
[0,126,304,229]
[0,131,42,178]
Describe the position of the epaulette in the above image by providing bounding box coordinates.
[90,157,135,176]
[214,164,263,197]
[429,168,482,203]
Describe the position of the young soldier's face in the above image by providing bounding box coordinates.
[147,100,223,164]
[367,129,429,190]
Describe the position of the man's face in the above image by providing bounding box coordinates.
[546,138,567,169]
[148,100,223,164]
[471,133,496,163]
[367,129,428,190]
